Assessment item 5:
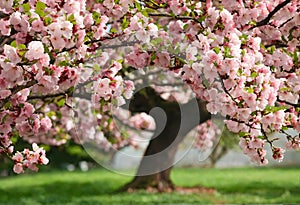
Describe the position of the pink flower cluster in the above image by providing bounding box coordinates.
[0,0,299,173]
[239,136,268,165]
[12,143,49,174]
[195,120,221,151]
[129,112,155,130]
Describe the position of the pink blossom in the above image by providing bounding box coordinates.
[60,21,73,39]
[25,41,45,61]
[272,147,285,162]
[0,61,23,83]
[1,134,12,148]
[40,117,52,131]
[186,46,197,61]
[31,19,45,32]
[37,75,59,90]
[0,19,11,35]
[12,152,23,162]
[40,155,49,165]
[135,29,150,43]
[0,90,11,99]
[9,11,22,26]
[130,112,155,130]
[0,123,12,134]
[64,0,81,14]
[125,50,150,69]
[154,52,170,68]
[17,103,35,122]
[4,45,21,64]
[103,0,114,9]
[285,137,300,150]
[0,0,13,10]
[50,35,66,50]
[13,163,24,174]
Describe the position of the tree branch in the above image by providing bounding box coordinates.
[277,97,300,107]
[0,80,38,110]
[149,13,195,20]
[0,11,9,19]
[251,0,292,29]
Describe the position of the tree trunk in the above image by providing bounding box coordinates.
[122,87,211,192]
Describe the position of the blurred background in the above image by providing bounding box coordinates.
[2,130,299,177]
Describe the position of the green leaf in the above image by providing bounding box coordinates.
[150,38,163,46]
[56,98,66,107]
[10,40,17,48]
[256,135,265,139]
[248,20,256,26]
[58,60,69,66]
[36,1,46,17]
[46,111,56,118]
[122,16,129,30]
[183,24,189,30]
[293,50,298,67]
[18,44,26,50]
[36,1,46,10]
[44,17,52,25]
[18,44,27,57]
[135,2,142,11]
[23,3,31,12]
[141,9,149,17]
[1,114,7,124]
[44,67,54,75]
[224,46,234,58]
[239,132,250,137]
[150,53,156,61]
[110,27,117,34]
[244,87,254,94]
[265,105,287,113]
[213,47,220,54]
[282,126,289,131]
[239,34,248,40]
[68,14,76,25]
[92,11,101,24]
[250,71,258,78]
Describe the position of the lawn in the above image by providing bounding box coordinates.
[0,167,299,204]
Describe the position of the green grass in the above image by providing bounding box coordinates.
[0,167,299,204]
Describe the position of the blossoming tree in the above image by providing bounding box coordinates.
[0,0,299,191]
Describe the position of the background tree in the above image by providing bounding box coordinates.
[0,0,299,192]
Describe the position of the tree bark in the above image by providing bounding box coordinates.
[121,87,210,192]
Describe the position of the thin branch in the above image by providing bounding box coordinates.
[151,83,185,87]
[278,16,294,29]
[0,11,9,19]
[149,13,195,20]
[0,80,38,110]
[99,41,139,50]
[217,72,239,106]
[277,97,300,107]
[28,92,67,100]
[265,42,288,48]
[251,0,292,29]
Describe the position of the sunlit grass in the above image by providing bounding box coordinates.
[0,167,299,204]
